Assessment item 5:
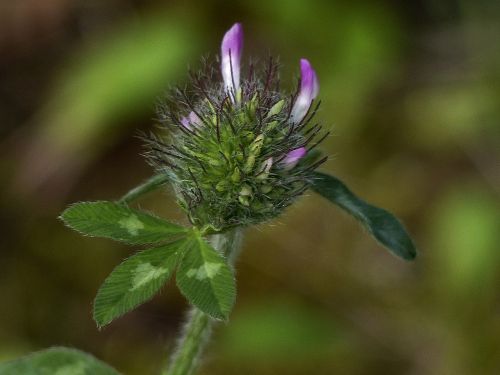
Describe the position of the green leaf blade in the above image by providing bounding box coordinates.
[311,172,417,261]
[60,201,187,245]
[93,240,188,327]
[0,347,120,375]
[176,232,236,320]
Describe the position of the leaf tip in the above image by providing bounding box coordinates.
[93,315,109,330]
[403,244,418,261]
[92,303,111,329]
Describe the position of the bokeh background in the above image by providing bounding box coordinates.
[1,1,499,374]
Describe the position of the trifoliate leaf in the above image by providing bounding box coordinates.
[0,347,120,375]
[94,240,188,327]
[60,201,187,245]
[176,232,236,320]
[311,172,417,260]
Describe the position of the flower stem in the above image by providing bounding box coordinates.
[163,308,211,375]
[164,229,243,375]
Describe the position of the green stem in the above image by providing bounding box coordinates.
[119,174,169,204]
[163,308,210,375]
[164,229,243,375]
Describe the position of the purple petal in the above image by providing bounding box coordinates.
[188,111,201,127]
[221,23,243,97]
[180,111,202,130]
[283,147,307,169]
[290,59,319,123]
[180,116,192,130]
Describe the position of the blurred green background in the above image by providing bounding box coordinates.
[1,0,499,374]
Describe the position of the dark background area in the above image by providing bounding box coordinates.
[1,1,499,374]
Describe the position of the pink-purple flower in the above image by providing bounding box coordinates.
[219,24,319,168]
[290,59,319,124]
[180,111,202,130]
[221,23,244,99]
[283,147,307,170]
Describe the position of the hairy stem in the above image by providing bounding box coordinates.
[163,308,211,375]
[119,174,169,204]
[164,229,243,375]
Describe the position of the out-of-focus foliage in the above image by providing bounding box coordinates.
[0,347,120,375]
[1,1,499,374]
[11,8,201,196]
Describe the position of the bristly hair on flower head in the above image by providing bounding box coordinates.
[147,22,329,231]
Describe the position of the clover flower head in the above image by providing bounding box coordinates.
[147,23,328,230]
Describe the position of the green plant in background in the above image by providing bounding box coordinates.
[0,23,415,375]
